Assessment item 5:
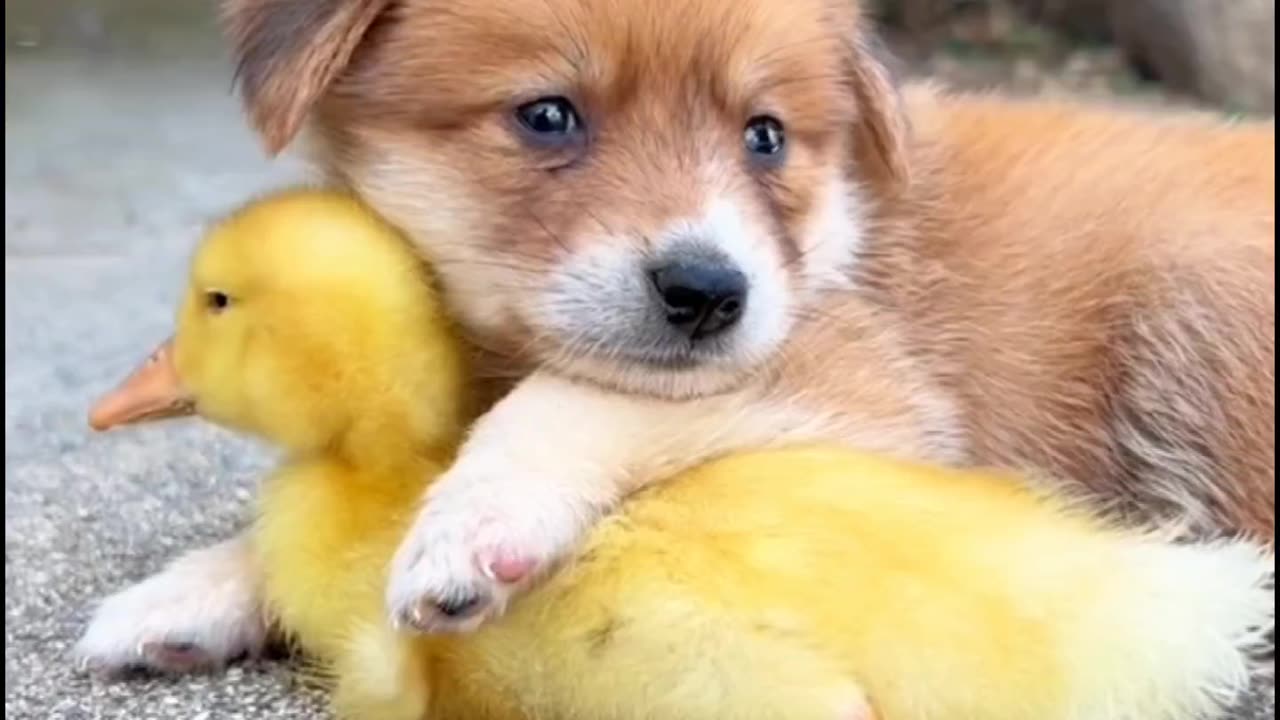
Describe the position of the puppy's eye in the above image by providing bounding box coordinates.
[744,116,786,162]
[205,290,231,313]
[515,97,582,143]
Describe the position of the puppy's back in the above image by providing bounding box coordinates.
[872,88,1275,538]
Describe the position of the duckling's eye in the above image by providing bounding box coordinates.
[205,291,231,313]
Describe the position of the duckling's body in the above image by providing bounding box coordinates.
[270,444,1272,720]
[95,189,1273,720]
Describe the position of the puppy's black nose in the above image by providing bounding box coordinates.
[650,262,748,339]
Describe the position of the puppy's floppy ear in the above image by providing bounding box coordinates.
[841,17,912,190]
[221,0,392,155]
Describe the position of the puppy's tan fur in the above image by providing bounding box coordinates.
[218,0,1273,633]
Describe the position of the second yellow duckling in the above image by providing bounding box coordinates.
[88,188,1273,720]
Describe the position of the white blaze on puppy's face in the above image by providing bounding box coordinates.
[300,0,886,398]
[530,192,807,397]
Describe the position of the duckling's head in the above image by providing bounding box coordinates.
[90,188,469,465]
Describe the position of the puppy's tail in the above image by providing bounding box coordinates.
[1067,531,1274,720]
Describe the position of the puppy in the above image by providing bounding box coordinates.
[76,0,1274,679]
[226,0,1275,629]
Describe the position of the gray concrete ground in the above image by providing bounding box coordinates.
[5,8,329,717]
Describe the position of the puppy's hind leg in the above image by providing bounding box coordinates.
[74,533,269,676]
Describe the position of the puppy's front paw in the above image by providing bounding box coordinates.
[386,461,585,635]
[74,540,266,677]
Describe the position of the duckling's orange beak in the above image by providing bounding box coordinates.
[88,338,196,431]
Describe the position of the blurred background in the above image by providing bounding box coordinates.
[3,1,1274,718]
[6,0,1276,113]
[874,0,1274,114]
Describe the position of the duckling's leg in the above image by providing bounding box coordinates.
[74,534,269,676]
[330,623,429,720]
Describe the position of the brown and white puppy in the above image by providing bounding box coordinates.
[77,0,1274,674]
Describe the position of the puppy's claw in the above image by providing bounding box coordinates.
[400,593,491,634]
[435,593,485,619]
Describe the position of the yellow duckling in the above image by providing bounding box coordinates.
[90,188,1273,720]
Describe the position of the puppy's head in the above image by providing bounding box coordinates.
[224,0,909,398]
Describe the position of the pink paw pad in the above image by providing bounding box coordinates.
[139,640,217,673]
[482,551,537,584]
